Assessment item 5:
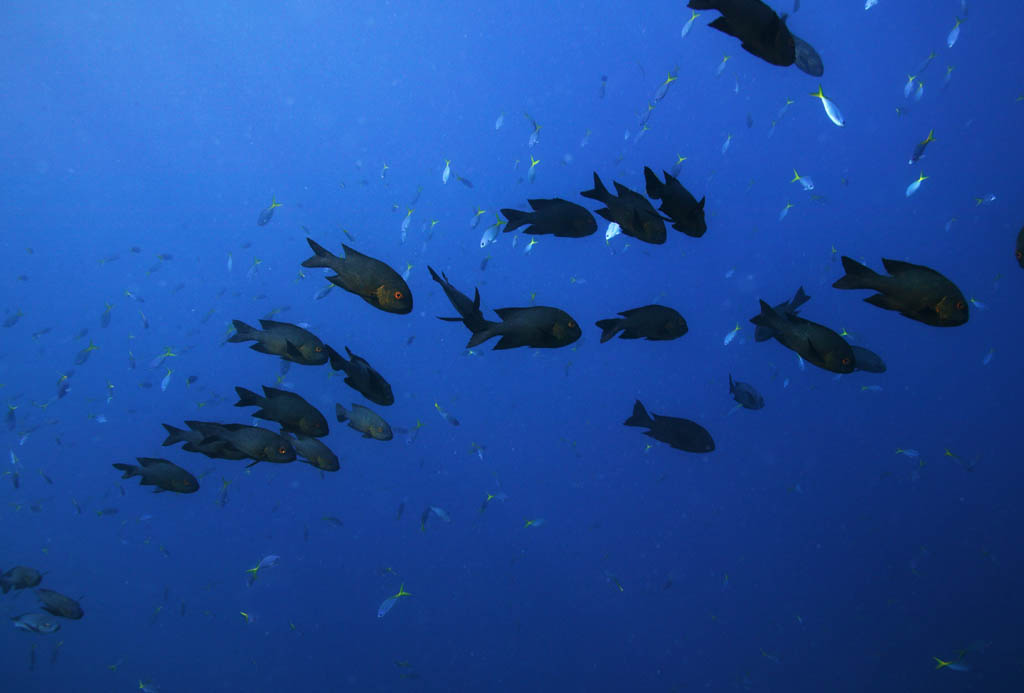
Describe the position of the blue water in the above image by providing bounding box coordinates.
[2,1,1022,691]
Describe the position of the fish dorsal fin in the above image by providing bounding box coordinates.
[261,385,289,399]
[613,181,633,198]
[881,258,927,276]
[494,307,525,320]
[696,196,706,210]
[473,287,481,311]
[341,244,366,259]
[527,198,554,209]
[258,318,293,330]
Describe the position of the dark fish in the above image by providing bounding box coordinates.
[257,198,281,226]
[112,458,199,494]
[227,319,327,365]
[11,612,60,633]
[832,257,968,327]
[754,286,811,342]
[1017,225,1024,269]
[624,400,715,453]
[643,167,706,237]
[729,375,765,409]
[35,589,83,620]
[185,421,296,464]
[234,386,329,437]
[286,433,340,472]
[427,267,489,334]
[580,172,667,244]
[1,566,43,594]
[466,306,581,350]
[686,0,795,67]
[161,424,249,460]
[851,346,887,373]
[749,300,854,373]
[908,129,935,165]
[325,346,394,406]
[792,34,823,76]
[301,238,412,314]
[336,403,393,440]
[595,305,688,343]
[3,310,24,328]
[500,198,597,238]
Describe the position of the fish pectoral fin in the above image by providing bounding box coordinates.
[864,294,902,311]
[708,16,740,38]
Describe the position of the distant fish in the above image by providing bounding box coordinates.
[687,0,796,67]
[624,400,714,453]
[257,197,282,226]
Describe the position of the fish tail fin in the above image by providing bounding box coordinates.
[300,238,337,268]
[335,403,348,423]
[500,208,531,233]
[791,286,811,310]
[750,300,784,330]
[161,424,188,446]
[112,463,139,479]
[580,172,610,203]
[325,344,348,372]
[227,320,256,342]
[624,400,654,428]
[832,256,880,290]
[595,318,623,343]
[233,386,263,408]
[466,321,500,349]
[643,166,663,199]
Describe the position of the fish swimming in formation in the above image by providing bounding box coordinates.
[729,374,765,409]
[624,400,715,453]
[595,305,688,343]
[791,34,823,76]
[429,267,581,349]
[643,167,707,237]
[1016,225,1023,268]
[832,257,968,327]
[185,421,297,464]
[11,612,61,633]
[500,198,597,238]
[687,0,796,67]
[850,346,887,373]
[112,457,199,493]
[286,433,340,472]
[35,588,84,620]
[326,345,394,406]
[161,424,249,460]
[234,386,329,438]
[336,403,393,440]
[581,172,667,244]
[301,238,412,314]
[753,286,811,342]
[1,566,43,593]
[750,300,855,373]
[228,319,328,366]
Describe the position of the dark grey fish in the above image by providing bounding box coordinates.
[234,386,329,437]
[754,287,810,342]
[1,566,43,594]
[595,305,688,343]
[832,256,968,327]
[35,589,84,620]
[227,319,328,365]
[729,374,765,409]
[500,198,597,238]
[792,34,823,76]
[336,403,393,441]
[851,346,887,373]
[581,172,667,244]
[185,421,296,464]
[1015,225,1023,269]
[624,400,714,453]
[687,0,796,67]
[112,457,199,494]
[286,433,340,472]
[325,346,394,406]
[749,300,855,373]
[161,424,249,460]
[301,238,412,314]
[643,167,706,237]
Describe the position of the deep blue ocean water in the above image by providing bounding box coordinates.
[2,1,1022,691]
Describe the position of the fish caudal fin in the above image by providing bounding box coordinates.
[580,172,610,203]
[643,166,663,199]
[624,400,654,427]
[112,463,140,479]
[465,323,500,349]
[161,424,188,446]
[227,320,257,343]
[335,403,348,423]
[300,238,337,268]
[595,318,623,343]
[234,386,263,408]
[832,256,881,290]
[500,208,532,233]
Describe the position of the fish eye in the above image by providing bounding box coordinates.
[567,320,576,328]
[841,357,851,365]
[393,290,403,300]
[278,446,287,455]
[956,301,966,310]
[315,345,322,352]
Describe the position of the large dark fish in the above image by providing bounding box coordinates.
[643,167,706,237]
[729,375,765,409]
[754,286,810,342]
[624,400,715,453]
[750,300,855,373]
[1016,225,1024,268]
[832,257,968,327]
[500,198,597,238]
[687,0,795,67]
[580,172,666,244]
[791,34,823,76]
[301,238,412,314]
[227,319,328,365]
[1,566,42,594]
[112,457,199,494]
[851,346,887,373]
[185,421,296,465]
[285,433,340,472]
[234,386,329,437]
[35,589,84,620]
[336,403,393,440]
[326,345,394,406]
[595,304,688,343]
[162,424,249,460]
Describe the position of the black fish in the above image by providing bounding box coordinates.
[186,421,296,464]
[832,256,968,327]
[286,433,340,472]
[729,375,764,409]
[1015,225,1023,269]
[750,300,854,373]
[643,167,706,237]
[112,458,199,494]
[1,566,42,594]
[687,0,796,67]
[792,34,823,76]
[162,424,249,460]
[908,130,935,165]
[227,319,328,365]
[326,345,394,406]
[500,198,597,238]
[595,305,688,343]
[624,400,714,453]
[301,238,412,314]
[851,346,887,373]
[754,286,811,342]
[427,267,489,333]
[336,403,393,440]
[35,589,84,620]
[471,307,582,350]
[581,172,666,244]
[234,386,329,437]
